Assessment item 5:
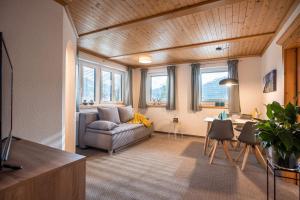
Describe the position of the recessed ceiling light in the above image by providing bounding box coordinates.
[139,56,152,64]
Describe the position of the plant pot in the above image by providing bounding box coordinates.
[268,147,299,169]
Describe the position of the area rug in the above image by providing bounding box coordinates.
[84,134,297,200]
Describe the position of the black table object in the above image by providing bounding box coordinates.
[267,158,300,200]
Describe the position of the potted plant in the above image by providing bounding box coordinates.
[256,101,300,169]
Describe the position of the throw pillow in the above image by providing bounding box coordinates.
[118,106,134,123]
[87,120,119,131]
[97,106,121,124]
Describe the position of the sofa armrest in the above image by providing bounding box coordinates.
[78,112,99,148]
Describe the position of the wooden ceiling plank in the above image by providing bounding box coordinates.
[206,10,218,40]
[261,0,300,55]
[211,6,222,40]
[237,0,247,36]
[218,5,227,39]
[193,13,208,41]
[225,4,233,38]
[79,0,246,38]
[232,1,240,38]
[107,32,274,59]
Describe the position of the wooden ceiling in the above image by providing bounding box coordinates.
[277,12,300,49]
[65,0,297,67]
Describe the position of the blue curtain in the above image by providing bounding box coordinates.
[191,63,201,112]
[124,67,133,106]
[138,69,148,109]
[166,65,176,110]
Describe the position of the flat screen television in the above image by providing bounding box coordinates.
[0,32,22,170]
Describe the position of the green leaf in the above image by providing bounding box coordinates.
[271,101,284,113]
[285,103,297,124]
[266,104,274,119]
[278,131,294,151]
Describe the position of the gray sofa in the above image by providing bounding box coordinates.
[78,111,153,154]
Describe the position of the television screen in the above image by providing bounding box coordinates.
[1,33,13,161]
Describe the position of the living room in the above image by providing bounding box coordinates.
[1,0,300,200]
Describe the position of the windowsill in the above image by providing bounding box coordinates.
[147,104,166,108]
[200,105,228,109]
[80,102,125,109]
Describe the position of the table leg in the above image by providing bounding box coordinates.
[267,160,269,200]
[274,169,276,200]
[203,122,212,155]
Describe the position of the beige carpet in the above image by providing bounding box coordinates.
[80,134,298,200]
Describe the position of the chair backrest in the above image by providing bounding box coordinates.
[208,120,234,140]
[238,121,258,145]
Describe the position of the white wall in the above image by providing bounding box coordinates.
[261,3,300,117]
[133,57,262,136]
[0,0,77,149]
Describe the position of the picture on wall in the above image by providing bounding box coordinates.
[263,69,277,93]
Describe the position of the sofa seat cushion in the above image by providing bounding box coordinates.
[86,123,144,135]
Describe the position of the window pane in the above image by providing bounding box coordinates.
[114,73,122,102]
[82,66,95,102]
[201,71,228,102]
[102,71,112,102]
[150,76,167,102]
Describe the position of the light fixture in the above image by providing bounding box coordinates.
[217,44,239,87]
[139,56,152,64]
[219,78,239,86]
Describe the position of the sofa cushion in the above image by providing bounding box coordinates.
[87,120,118,131]
[118,106,134,123]
[86,123,144,135]
[97,107,121,124]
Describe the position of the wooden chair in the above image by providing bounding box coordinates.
[235,121,267,170]
[208,120,234,165]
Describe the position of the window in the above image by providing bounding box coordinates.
[79,60,124,105]
[101,71,112,102]
[149,75,168,103]
[114,73,122,102]
[101,70,123,103]
[200,67,228,103]
[81,66,95,102]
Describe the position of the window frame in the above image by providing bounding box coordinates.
[199,66,229,107]
[79,63,97,103]
[146,71,168,105]
[79,60,125,105]
[100,68,124,104]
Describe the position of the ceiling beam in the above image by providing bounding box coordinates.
[277,13,300,46]
[108,32,275,59]
[78,47,131,67]
[54,0,72,6]
[79,0,245,38]
[136,54,261,68]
